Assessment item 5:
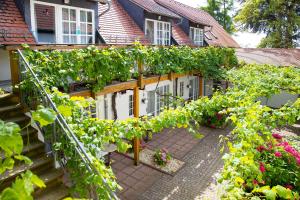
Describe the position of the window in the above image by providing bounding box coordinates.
[156,85,170,115]
[145,19,171,45]
[147,85,170,116]
[104,95,108,119]
[129,95,133,116]
[179,82,184,97]
[32,2,94,44]
[62,7,93,44]
[188,77,200,100]
[190,27,204,46]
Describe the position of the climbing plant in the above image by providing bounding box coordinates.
[20,42,300,199]
[22,44,237,92]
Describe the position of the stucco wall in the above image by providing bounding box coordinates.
[0,50,11,81]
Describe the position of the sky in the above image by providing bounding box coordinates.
[175,0,265,48]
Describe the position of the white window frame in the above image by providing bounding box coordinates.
[145,19,171,45]
[179,82,184,97]
[190,27,204,46]
[129,94,133,116]
[30,0,95,44]
[189,77,200,100]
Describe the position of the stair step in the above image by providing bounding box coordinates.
[0,103,22,113]
[34,168,64,196]
[21,127,39,142]
[35,184,69,200]
[0,93,19,106]
[0,141,44,160]
[4,115,30,128]
[0,156,53,183]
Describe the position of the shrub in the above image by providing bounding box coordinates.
[153,148,171,166]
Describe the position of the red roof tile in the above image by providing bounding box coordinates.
[98,0,149,45]
[128,0,180,19]
[0,0,35,45]
[236,48,300,67]
[172,24,193,45]
[155,0,239,47]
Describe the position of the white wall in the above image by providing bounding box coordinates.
[0,49,11,81]
[95,75,201,120]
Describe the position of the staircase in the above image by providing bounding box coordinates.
[0,93,69,200]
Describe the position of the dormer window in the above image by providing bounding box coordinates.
[145,19,171,45]
[190,27,204,46]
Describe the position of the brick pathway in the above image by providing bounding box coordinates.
[111,126,231,200]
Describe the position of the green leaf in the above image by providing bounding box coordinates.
[32,106,56,127]
[58,105,72,117]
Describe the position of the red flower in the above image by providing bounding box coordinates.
[253,179,258,185]
[285,184,293,190]
[259,162,266,173]
[256,145,266,152]
[272,133,282,140]
[274,151,282,157]
[296,157,300,166]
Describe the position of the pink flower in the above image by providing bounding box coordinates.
[272,133,282,140]
[256,145,266,152]
[253,179,258,185]
[274,151,282,157]
[259,162,266,173]
[296,157,300,166]
[277,141,289,147]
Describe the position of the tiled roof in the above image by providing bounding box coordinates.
[155,0,240,47]
[0,0,35,45]
[98,0,149,45]
[155,0,210,26]
[236,48,300,67]
[128,0,180,19]
[172,24,193,45]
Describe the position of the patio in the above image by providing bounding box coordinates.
[111,126,232,200]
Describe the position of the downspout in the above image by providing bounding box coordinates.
[97,0,111,43]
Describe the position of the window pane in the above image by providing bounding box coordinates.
[87,24,92,35]
[87,12,92,22]
[87,36,93,44]
[70,9,76,21]
[146,20,154,44]
[80,10,86,22]
[70,22,76,34]
[63,22,69,34]
[81,36,86,44]
[62,8,69,20]
[71,36,77,43]
[80,23,86,34]
[63,35,69,43]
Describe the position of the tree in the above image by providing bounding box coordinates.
[201,0,235,34]
[235,0,300,48]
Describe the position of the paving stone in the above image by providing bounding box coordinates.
[122,166,136,175]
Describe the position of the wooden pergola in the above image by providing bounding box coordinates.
[7,44,204,166]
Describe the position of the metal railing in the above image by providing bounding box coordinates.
[17,49,119,200]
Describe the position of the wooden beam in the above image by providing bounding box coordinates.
[143,74,169,85]
[133,87,140,165]
[199,76,203,97]
[69,90,93,98]
[95,80,137,96]
[9,50,19,94]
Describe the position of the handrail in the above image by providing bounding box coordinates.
[17,49,119,200]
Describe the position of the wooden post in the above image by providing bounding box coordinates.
[9,50,20,94]
[199,76,203,97]
[133,86,140,165]
[137,60,144,88]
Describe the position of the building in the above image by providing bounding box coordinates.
[0,0,239,120]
